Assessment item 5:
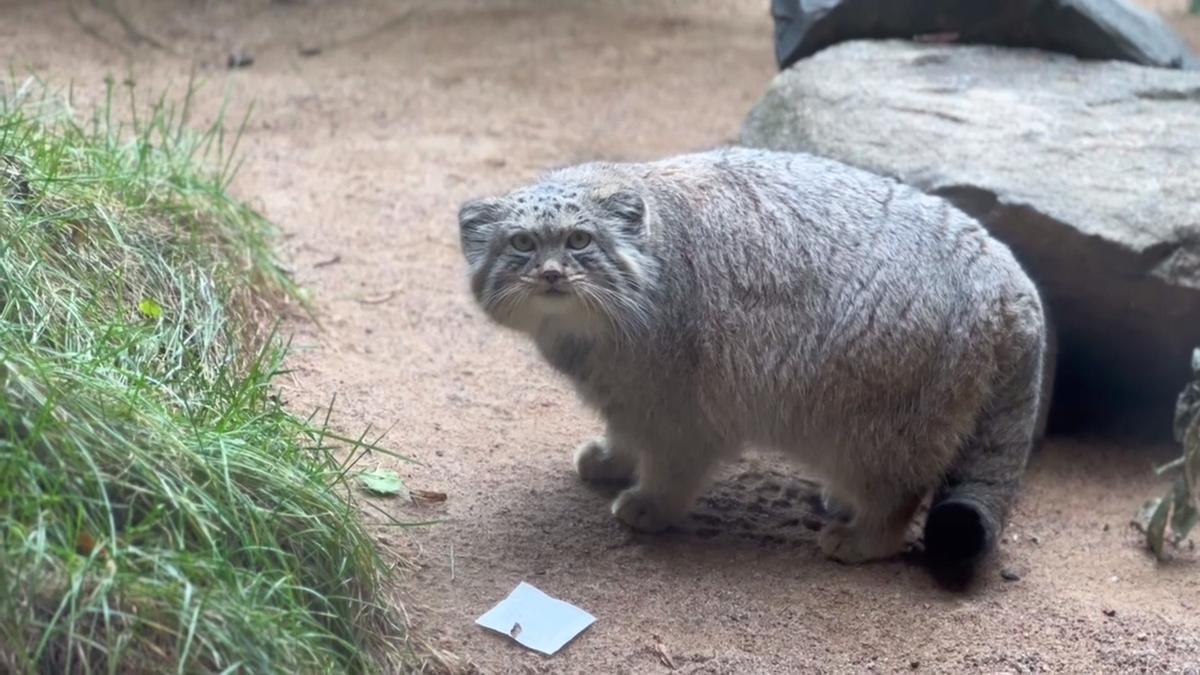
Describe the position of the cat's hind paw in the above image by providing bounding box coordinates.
[819,522,907,564]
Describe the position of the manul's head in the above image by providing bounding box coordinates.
[457,176,656,340]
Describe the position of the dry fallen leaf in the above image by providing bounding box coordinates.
[412,489,448,504]
[354,290,397,305]
[76,530,106,558]
[652,634,676,670]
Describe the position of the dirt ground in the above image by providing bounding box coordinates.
[4,1,1200,672]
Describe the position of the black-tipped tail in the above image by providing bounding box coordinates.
[923,496,997,589]
[923,291,1046,590]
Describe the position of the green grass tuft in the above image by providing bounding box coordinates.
[0,76,411,674]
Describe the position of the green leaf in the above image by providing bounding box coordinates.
[1174,384,1200,443]
[1172,505,1199,544]
[1171,476,1199,542]
[1173,350,1200,442]
[1154,456,1185,476]
[137,298,163,319]
[358,469,409,499]
[1144,347,1200,555]
[1147,496,1171,560]
[1185,419,1200,500]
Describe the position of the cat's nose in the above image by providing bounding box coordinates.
[541,269,563,285]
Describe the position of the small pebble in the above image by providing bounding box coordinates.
[1000,569,1021,582]
[909,660,920,670]
[1103,608,1117,617]
[1103,523,1110,532]
[1136,632,1149,642]
[1029,535,1041,544]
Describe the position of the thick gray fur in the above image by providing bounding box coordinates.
[457,148,1045,566]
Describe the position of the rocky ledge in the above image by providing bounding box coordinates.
[741,40,1200,436]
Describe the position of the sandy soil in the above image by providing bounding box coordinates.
[3,1,1199,672]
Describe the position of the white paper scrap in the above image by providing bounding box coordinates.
[475,581,596,655]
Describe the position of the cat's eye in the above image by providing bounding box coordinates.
[510,233,535,252]
[566,231,592,250]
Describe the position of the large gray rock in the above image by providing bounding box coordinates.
[741,40,1200,437]
[772,0,1199,71]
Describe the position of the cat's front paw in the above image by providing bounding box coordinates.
[818,522,905,564]
[818,488,854,523]
[574,438,636,485]
[611,487,684,532]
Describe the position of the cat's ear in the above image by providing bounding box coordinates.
[596,189,645,237]
[458,197,508,263]
[458,197,508,235]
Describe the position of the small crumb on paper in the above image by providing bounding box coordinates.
[476,582,595,655]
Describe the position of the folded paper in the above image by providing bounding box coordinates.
[476,582,596,655]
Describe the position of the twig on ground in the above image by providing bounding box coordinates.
[355,290,397,305]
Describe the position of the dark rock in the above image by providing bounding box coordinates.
[741,41,1200,438]
[771,0,1197,71]
[1000,568,1022,582]
[227,51,255,69]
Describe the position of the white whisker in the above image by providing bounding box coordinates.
[483,281,532,323]
[577,282,652,345]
